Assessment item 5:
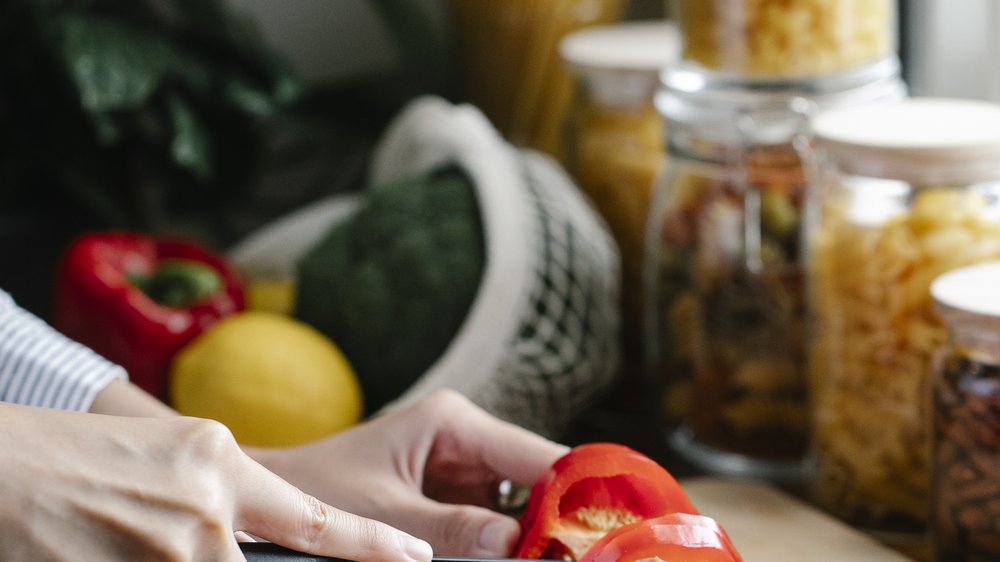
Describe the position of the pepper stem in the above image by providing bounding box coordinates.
[130,259,223,308]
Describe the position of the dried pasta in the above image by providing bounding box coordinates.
[445,0,625,155]
[653,148,810,460]
[675,0,895,76]
[809,187,1000,531]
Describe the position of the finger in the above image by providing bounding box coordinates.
[393,497,520,558]
[234,459,433,562]
[191,526,245,562]
[438,393,569,485]
[208,536,248,562]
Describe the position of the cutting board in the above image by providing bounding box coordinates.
[682,478,916,562]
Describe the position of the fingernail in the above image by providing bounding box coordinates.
[399,532,433,562]
[478,518,518,555]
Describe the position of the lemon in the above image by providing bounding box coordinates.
[170,311,363,447]
[246,278,296,315]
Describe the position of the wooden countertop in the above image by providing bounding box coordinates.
[683,478,916,562]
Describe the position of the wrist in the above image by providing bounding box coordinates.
[88,379,179,417]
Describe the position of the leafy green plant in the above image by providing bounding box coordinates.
[1,0,296,235]
[0,0,454,315]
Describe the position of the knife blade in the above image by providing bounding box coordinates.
[239,542,561,562]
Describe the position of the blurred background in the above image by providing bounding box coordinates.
[3,3,1000,559]
[3,0,999,317]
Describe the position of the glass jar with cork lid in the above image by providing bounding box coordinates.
[930,262,1000,562]
[646,57,905,482]
[807,98,1000,540]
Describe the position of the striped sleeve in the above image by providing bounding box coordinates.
[0,290,126,412]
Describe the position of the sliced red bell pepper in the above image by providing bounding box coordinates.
[514,442,699,560]
[54,232,244,402]
[578,514,743,562]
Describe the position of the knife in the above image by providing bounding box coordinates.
[240,543,560,562]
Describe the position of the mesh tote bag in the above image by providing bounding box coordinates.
[230,96,621,438]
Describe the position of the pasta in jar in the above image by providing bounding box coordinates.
[654,146,809,461]
[649,60,904,480]
[807,99,1000,535]
[674,0,896,76]
[560,22,679,382]
[810,187,1000,532]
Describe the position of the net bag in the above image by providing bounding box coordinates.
[231,96,621,438]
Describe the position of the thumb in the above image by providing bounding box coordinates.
[397,500,521,558]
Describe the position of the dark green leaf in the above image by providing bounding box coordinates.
[224,78,277,118]
[90,111,120,144]
[166,93,212,179]
[56,13,172,112]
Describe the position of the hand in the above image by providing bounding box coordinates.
[0,403,432,562]
[250,390,570,558]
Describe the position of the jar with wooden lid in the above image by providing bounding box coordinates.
[931,262,1000,562]
[672,0,897,77]
[647,58,905,481]
[560,21,680,383]
[807,98,1000,538]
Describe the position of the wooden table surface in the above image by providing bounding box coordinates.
[565,393,932,561]
[683,478,916,562]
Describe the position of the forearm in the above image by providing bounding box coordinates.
[88,379,178,417]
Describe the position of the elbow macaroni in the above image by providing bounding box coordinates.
[809,186,1000,530]
[676,0,895,76]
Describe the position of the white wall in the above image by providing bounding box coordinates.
[906,0,1000,103]
[224,0,404,83]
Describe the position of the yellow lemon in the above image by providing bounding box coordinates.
[246,278,296,315]
[170,311,363,447]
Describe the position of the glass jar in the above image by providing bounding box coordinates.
[807,98,1000,538]
[560,21,680,383]
[673,0,897,77]
[930,262,1000,562]
[647,58,905,481]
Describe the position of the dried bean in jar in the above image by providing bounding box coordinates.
[934,356,1000,562]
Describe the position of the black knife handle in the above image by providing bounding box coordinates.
[241,543,346,561]
[239,542,546,562]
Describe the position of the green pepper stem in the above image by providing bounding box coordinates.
[130,259,223,308]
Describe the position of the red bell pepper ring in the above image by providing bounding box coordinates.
[578,514,743,562]
[514,442,699,560]
[54,232,244,402]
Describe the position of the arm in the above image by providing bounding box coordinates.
[0,289,175,417]
[0,290,124,411]
[0,290,562,558]
[0,401,431,562]
[89,378,178,417]
[0,291,431,561]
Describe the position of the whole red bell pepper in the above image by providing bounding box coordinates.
[514,442,699,560]
[54,232,244,402]
[578,513,744,562]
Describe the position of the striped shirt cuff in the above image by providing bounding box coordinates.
[0,290,127,412]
